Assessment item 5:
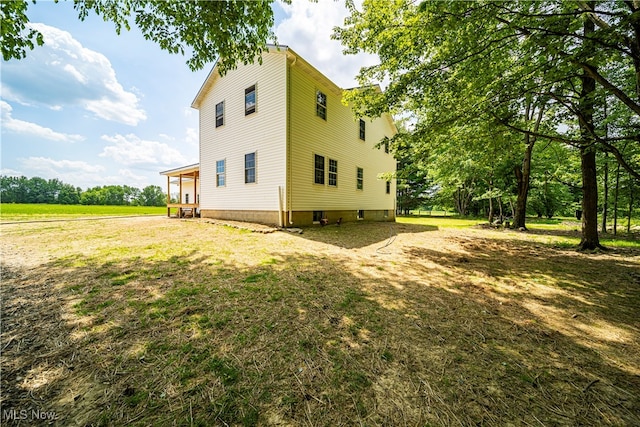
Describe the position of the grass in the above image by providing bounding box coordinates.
[1,215,639,426]
[0,203,165,221]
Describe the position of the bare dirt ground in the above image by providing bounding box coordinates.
[1,216,639,426]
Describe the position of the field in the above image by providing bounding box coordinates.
[1,213,639,426]
[0,204,166,221]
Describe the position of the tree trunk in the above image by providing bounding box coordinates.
[514,137,534,229]
[577,7,603,250]
[628,174,634,234]
[602,152,609,233]
[613,161,621,235]
[579,146,601,249]
[488,196,494,224]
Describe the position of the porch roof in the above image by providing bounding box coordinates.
[160,163,200,177]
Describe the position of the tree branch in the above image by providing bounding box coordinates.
[574,60,640,117]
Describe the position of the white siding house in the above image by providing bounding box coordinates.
[162,46,396,226]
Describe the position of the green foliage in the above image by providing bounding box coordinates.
[1,0,44,61]
[2,0,279,73]
[335,0,640,241]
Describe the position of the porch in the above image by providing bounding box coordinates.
[160,163,200,218]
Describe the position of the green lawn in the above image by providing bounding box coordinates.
[0,203,166,221]
[399,214,639,249]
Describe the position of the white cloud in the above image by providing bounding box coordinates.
[17,157,152,188]
[22,156,105,174]
[1,23,146,126]
[115,169,149,186]
[185,127,198,145]
[0,101,84,142]
[275,0,378,88]
[100,133,188,166]
[63,63,87,84]
[0,168,24,177]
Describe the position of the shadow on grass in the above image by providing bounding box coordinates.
[1,236,639,425]
[295,221,438,249]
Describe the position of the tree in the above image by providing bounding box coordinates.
[335,0,640,250]
[139,185,165,206]
[1,0,278,73]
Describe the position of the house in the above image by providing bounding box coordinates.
[161,45,396,226]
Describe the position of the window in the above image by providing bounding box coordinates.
[215,101,224,127]
[356,167,363,190]
[384,139,389,153]
[316,90,327,120]
[359,119,365,140]
[245,152,256,183]
[216,160,226,187]
[357,210,365,220]
[245,85,256,115]
[328,159,337,187]
[384,210,389,218]
[386,181,391,194]
[314,154,325,185]
[313,211,324,223]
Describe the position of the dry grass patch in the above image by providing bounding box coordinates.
[1,216,639,426]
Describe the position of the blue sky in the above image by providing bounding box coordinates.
[1,1,376,190]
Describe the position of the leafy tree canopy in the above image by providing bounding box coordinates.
[1,0,279,72]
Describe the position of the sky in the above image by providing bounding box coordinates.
[0,0,377,191]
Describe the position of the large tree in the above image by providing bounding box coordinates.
[1,0,277,72]
[335,0,640,250]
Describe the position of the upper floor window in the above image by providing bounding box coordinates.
[245,152,256,184]
[316,90,327,120]
[216,159,226,187]
[328,159,337,187]
[386,181,391,194]
[215,101,224,127]
[384,139,389,153]
[314,154,325,185]
[356,167,364,190]
[245,85,256,115]
[359,119,365,140]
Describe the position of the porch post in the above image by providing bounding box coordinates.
[179,174,183,218]
[194,172,198,214]
[166,175,171,217]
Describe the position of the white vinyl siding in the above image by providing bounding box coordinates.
[195,47,395,217]
[198,51,287,211]
[288,60,396,212]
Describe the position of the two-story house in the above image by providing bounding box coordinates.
[161,45,396,226]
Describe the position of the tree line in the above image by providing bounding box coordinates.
[336,0,640,249]
[0,176,166,206]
